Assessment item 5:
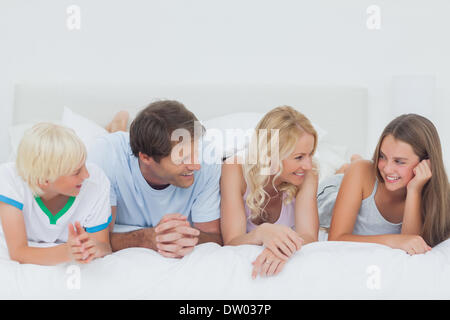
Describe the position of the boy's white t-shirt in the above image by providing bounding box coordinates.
[0,162,112,244]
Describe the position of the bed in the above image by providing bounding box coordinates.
[2,83,449,299]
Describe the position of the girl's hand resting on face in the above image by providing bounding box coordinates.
[407,159,432,193]
[256,223,304,261]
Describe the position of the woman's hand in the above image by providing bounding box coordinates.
[407,159,432,193]
[251,247,287,279]
[297,165,319,196]
[256,223,304,260]
[391,234,432,255]
[303,166,319,186]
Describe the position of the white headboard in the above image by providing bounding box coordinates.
[13,83,367,155]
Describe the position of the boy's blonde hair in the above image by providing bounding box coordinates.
[16,123,87,196]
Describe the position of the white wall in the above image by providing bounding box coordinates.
[1,0,449,168]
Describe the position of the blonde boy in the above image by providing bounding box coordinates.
[0,123,112,265]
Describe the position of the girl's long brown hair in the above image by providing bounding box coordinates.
[372,114,450,247]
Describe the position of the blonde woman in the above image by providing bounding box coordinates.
[220,106,319,279]
[0,123,112,265]
[323,114,450,254]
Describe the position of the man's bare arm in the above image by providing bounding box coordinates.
[110,205,222,253]
[109,206,157,252]
[195,219,223,246]
[197,230,223,246]
[110,228,157,252]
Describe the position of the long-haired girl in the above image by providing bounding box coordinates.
[321,114,450,254]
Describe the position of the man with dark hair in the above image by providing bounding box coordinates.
[89,100,222,258]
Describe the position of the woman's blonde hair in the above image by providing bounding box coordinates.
[16,123,87,196]
[372,114,450,247]
[243,106,317,224]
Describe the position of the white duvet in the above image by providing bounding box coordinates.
[1,227,449,300]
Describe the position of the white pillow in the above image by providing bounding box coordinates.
[201,112,329,162]
[314,142,348,183]
[8,121,62,161]
[9,122,34,161]
[202,112,348,182]
[8,107,107,161]
[9,109,345,182]
[61,107,108,153]
[202,112,263,162]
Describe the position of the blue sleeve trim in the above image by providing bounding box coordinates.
[85,215,112,233]
[0,195,23,211]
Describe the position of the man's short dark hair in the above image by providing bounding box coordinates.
[129,100,200,162]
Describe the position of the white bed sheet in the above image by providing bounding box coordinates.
[1,227,449,300]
